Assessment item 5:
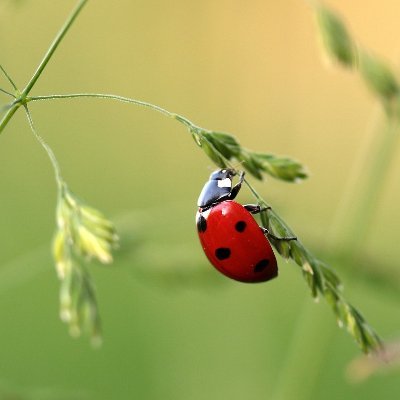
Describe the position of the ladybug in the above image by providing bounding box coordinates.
[196,169,295,283]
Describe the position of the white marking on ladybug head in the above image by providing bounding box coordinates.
[217,178,231,188]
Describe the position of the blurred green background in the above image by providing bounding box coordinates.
[1,0,400,399]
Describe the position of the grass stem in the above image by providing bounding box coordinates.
[0,87,15,98]
[273,297,334,400]
[0,0,88,136]
[343,121,400,255]
[0,103,20,134]
[28,93,174,118]
[0,64,17,90]
[22,0,88,97]
[24,106,64,187]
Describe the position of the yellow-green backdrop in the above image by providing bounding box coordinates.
[0,1,399,399]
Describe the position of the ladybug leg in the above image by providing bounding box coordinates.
[260,227,297,241]
[228,171,245,200]
[244,204,271,214]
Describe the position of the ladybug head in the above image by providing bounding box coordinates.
[209,169,236,181]
[197,169,237,209]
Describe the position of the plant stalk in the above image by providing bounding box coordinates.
[24,105,64,187]
[0,103,20,133]
[272,297,334,400]
[341,121,399,255]
[28,93,275,209]
[22,0,88,96]
[28,93,173,118]
[0,0,88,136]
[0,64,17,90]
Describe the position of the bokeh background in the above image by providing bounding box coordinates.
[1,0,400,399]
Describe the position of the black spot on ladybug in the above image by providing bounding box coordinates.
[197,214,207,232]
[235,221,246,232]
[254,259,269,273]
[215,247,231,260]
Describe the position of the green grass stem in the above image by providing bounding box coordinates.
[0,0,88,136]
[22,0,88,96]
[0,64,17,90]
[24,106,64,187]
[0,87,15,97]
[28,93,174,118]
[272,297,334,400]
[343,121,400,254]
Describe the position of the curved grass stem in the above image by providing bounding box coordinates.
[28,93,174,119]
[24,105,64,188]
[27,93,281,204]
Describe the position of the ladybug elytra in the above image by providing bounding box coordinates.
[196,169,295,283]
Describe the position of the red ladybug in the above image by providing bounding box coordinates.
[196,169,295,283]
